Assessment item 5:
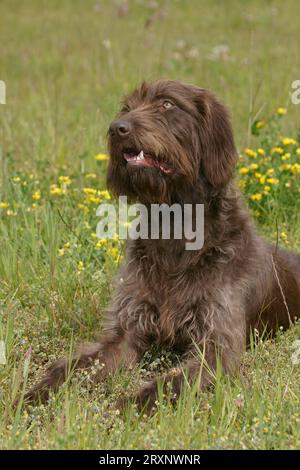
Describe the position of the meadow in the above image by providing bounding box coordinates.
[0,0,300,449]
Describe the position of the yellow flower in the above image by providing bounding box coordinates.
[255,121,266,129]
[78,203,89,213]
[6,209,17,216]
[264,186,271,192]
[250,163,259,171]
[58,248,65,257]
[276,107,287,115]
[257,148,265,156]
[108,246,120,262]
[32,191,41,201]
[58,176,72,185]
[281,137,297,146]
[280,164,292,172]
[95,153,109,161]
[50,184,65,196]
[95,239,108,249]
[98,190,111,199]
[237,180,246,189]
[83,187,97,195]
[292,164,300,174]
[296,148,300,156]
[281,232,288,241]
[12,176,21,183]
[239,167,249,175]
[244,148,257,158]
[267,178,279,185]
[250,193,262,202]
[0,202,9,209]
[259,176,266,184]
[266,169,274,176]
[77,261,85,271]
[85,173,97,179]
[84,195,101,204]
[271,147,284,155]
[281,153,291,161]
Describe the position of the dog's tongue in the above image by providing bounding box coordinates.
[123,150,174,174]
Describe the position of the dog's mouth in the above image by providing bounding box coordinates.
[123,148,174,175]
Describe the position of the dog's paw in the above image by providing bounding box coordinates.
[23,358,68,404]
[117,381,159,416]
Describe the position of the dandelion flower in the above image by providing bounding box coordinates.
[95,153,109,161]
[32,191,41,201]
[58,176,72,186]
[281,137,297,146]
[244,148,257,158]
[239,167,249,175]
[276,107,287,115]
[250,193,262,202]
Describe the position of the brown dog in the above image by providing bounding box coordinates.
[25,80,300,412]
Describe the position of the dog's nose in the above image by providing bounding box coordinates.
[109,120,132,137]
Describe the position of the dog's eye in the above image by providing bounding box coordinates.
[162,100,174,109]
[121,105,130,113]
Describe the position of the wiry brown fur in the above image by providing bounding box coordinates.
[25,80,300,413]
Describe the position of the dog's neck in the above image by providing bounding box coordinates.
[129,180,253,272]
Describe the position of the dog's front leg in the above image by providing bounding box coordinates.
[125,306,245,415]
[23,329,140,404]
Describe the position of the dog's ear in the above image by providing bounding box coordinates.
[193,87,238,187]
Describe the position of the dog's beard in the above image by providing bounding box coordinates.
[107,139,182,204]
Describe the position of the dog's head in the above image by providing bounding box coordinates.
[107,80,237,203]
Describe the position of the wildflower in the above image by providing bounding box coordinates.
[250,163,259,171]
[32,191,41,201]
[267,178,279,185]
[50,184,65,196]
[83,188,97,195]
[259,176,266,185]
[244,148,257,158]
[84,195,101,204]
[281,137,297,146]
[95,239,108,249]
[85,173,97,179]
[281,232,288,242]
[239,167,249,175]
[257,148,265,156]
[6,209,17,216]
[281,153,291,161]
[0,202,9,209]
[250,193,262,202]
[264,186,271,193]
[292,164,300,174]
[271,147,284,155]
[108,246,120,262]
[98,190,111,199]
[58,176,72,185]
[296,148,300,156]
[266,169,274,176]
[77,261,85,271]
[78,203,89,214]
[12,176,21,183]
[276,107,287,115]
[255,121,266,129]
[95,153,109,161]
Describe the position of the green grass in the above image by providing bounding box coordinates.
[0,0,300,450]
